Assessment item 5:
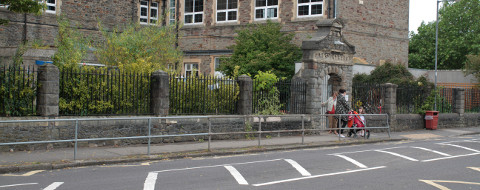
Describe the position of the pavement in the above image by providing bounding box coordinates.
[1,127,480,174]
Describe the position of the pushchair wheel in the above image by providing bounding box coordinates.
[347,131,352,137]
[366,131,370,139]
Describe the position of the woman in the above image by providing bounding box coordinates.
[322,91,338,135]
[334,89,352,138]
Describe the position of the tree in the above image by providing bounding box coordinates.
[219,20,302,79]
[0,0,44,25]
[465,54,480,84]
[95,22,183,73]
[409,0,480,70]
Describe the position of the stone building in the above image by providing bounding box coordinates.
[0,0,409,76]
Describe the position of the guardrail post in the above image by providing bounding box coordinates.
[258,116,262,147]
[208,117,211,151]
[301,115,305,145]
[148,118,151,156]
[74,119,78,160]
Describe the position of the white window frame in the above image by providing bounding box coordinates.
[254,0,278,20]
[184,0,204,25]
[140,0,159,25]
[297,0,324,17]
[169,0,176,24]
[36,0,56,14]
[216,0,238,23]
[185,63,199,77]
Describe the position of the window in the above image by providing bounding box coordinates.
[169,0,176,24]
[216,0,237,22]
[185,63,199,77]
[214,57,225,77]
[35,0,56,14]
[140,0,158,25]
[255,0,278,20]
[297,0,323,17]
[185,0,203,24]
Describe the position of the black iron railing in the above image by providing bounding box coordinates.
[396,85,431,114]
[465,88,480,113]
[352,83,385,114]
[59,67,152,116]
[169,75,239,115]
[0,65,37,116]
[253,79,306,114]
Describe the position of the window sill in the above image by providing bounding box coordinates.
[292,15,326,22]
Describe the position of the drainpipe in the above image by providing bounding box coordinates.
[23,13,27,44]
[132,0,136,22]
[175,0,179,48]
[162,0,167,26]
[327,0,331,19]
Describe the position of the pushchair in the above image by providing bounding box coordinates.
[346,111,370,139]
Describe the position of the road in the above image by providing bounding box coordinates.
[1,135,480,190]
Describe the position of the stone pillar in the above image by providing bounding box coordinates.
[151,70,169,116]
[453,88,465,114]
[381,83,398,116]
[37,64,59,116]
[237,75,252,115]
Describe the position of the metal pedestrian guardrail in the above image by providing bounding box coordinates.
[0,114,390,160]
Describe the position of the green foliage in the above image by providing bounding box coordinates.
[52,16,90,68]
[353,62,433,87]
[465,54,480,85]
[169,76,239,115]
[417,88,452,114]
[244,121,255,140]
[253,71,283,115]
[219,20,302,79]
[95,22,183,74]
[0,0,45,25]
[409,0,480,69]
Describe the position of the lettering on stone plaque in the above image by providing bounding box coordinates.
[313,52,349,61]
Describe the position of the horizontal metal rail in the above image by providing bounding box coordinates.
[0,114,390,160]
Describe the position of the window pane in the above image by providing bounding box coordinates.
[217,12,226,21]
[140,18,148,23]
[151,9,158,18]
[267,0,278,6]
[311,4,322,15]
[47,0,55,3]
[185,0,194,12]
[256,0,266,7]
[151,2,158,7]
[217,0,227,10]
[141,1,148,6]
[255,9,264,19]
[141,7,148,16]
[298,0,309,3]
[228,11,237,20]
[228,0,238,9]
[185,15,193,23]
[267,8,277,18]
[312,0,322,2]
[298,5,309,16]
[170,0,175,7]
[47,5,55,11]
[194,0,203,12]
[194,14,203,23]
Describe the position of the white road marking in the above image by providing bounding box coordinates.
[334,154,368,168]
[420,179,480,190]
[43,182,64,190]
[252,166,386,187]
[422,152,480,162]
[411,147,452,157]
[143,172,158,190]
[0,183,38,188]
[150,158,283,173]
[375,150,419,161]
[439,143,480,153]
[284,159,311,176]
[224,165,248,185]
[328,146,406,155]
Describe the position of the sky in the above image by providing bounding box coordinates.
[409,0,439,33]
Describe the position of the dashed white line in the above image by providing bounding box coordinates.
[43,182,64,190]
[224,165,248,185]
[411,146,452,157]
[439,143,480,153]
[334,154,368,168]
[284,159,311,176]
[0,183,38,188]
[375,150,419,161]
[143,172,158,190]
[150,158,283,173]
[252,166,386,187]
[422,152,480,162]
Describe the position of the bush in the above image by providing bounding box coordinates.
[253,71,283,115]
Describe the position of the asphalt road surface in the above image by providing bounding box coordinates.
[2,135,480,190]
